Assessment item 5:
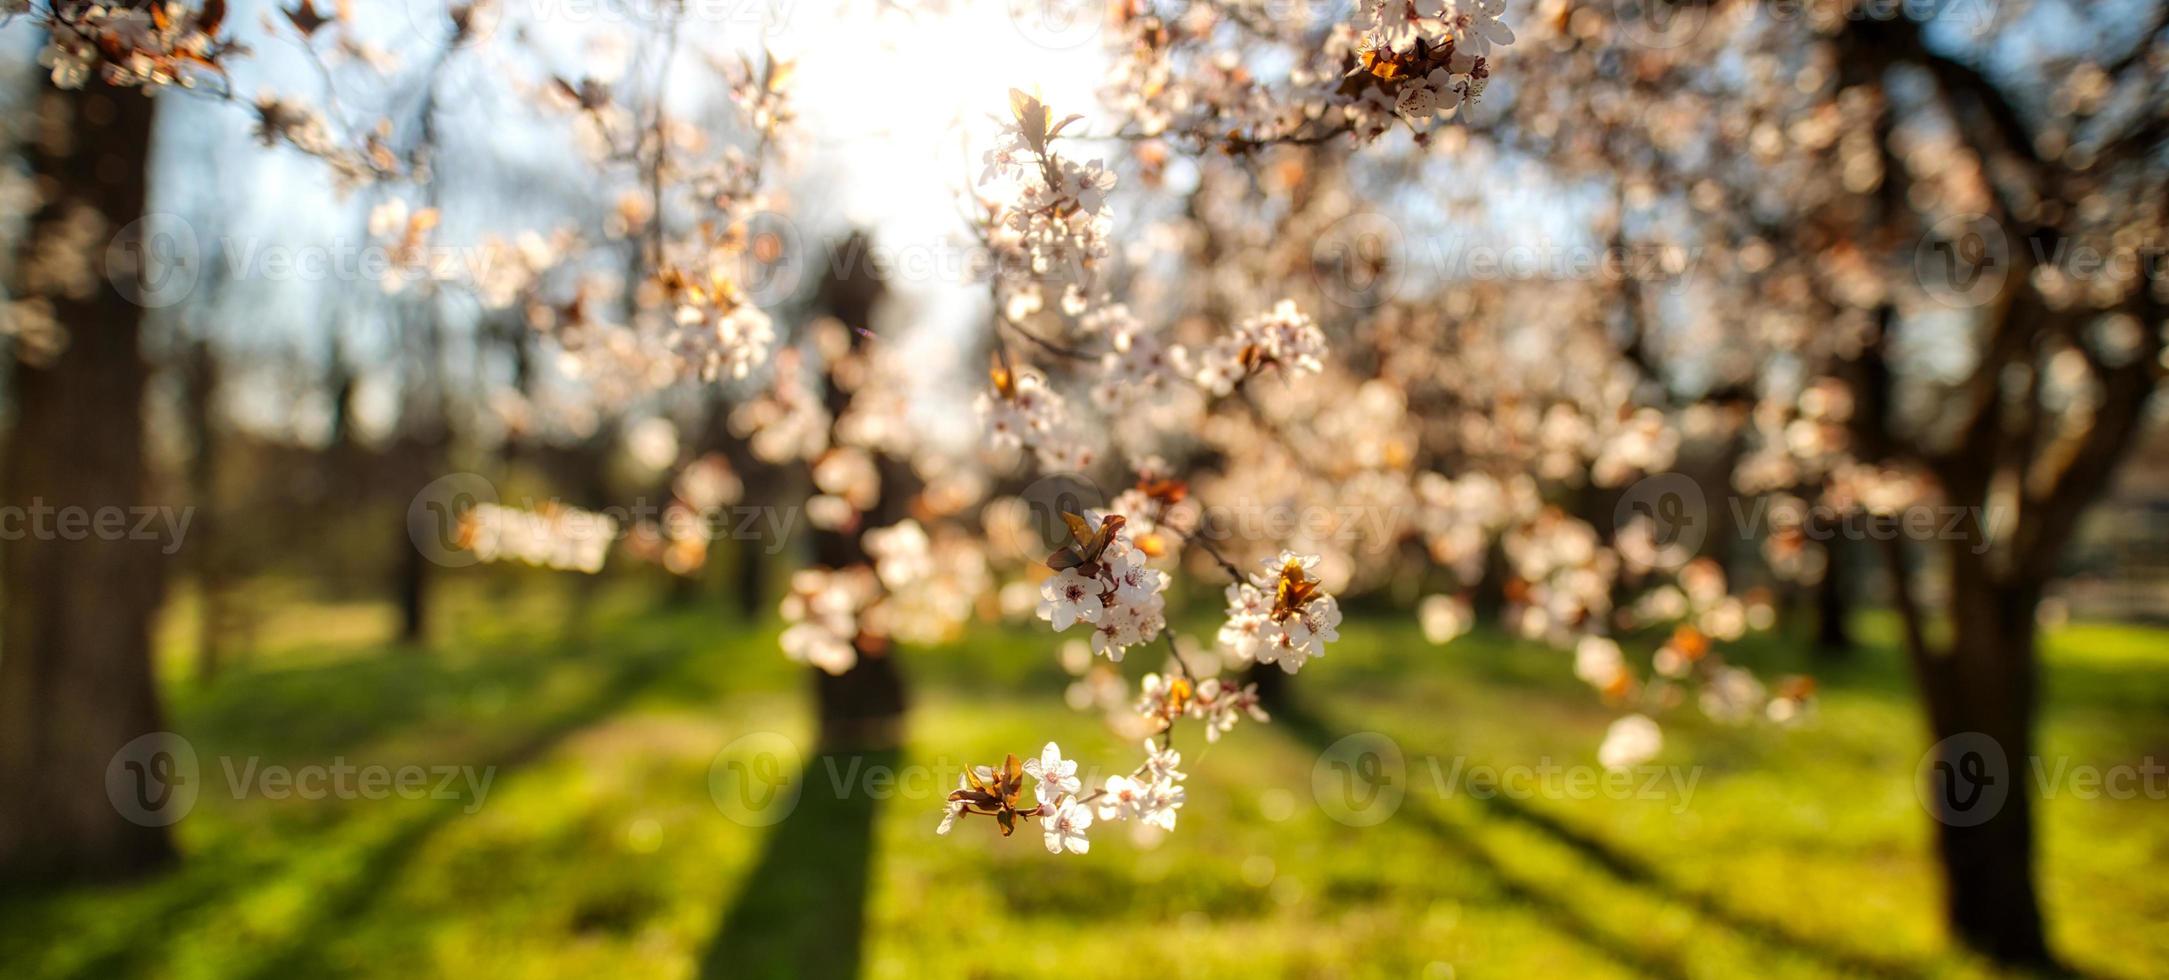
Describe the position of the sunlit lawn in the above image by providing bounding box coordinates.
[3,571,2164,979]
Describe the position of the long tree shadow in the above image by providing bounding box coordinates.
[699,749,896,980]
[1271,700,1927,980]
[225,648,681,980]
[44,646,681,980]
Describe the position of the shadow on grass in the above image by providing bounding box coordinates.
[699,750,895,980]
[227,649,678,980]
[27,646,680,980]
[1271,700,1925,980]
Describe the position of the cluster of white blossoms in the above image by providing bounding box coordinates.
[252,92,394,190]
[459,502,617,574]
[1357,0,1511,71]
[1091,0,1508,148]
[665,277,776,382]
[622,454,744,577]
[938,741,1186,855]
[34,0,228,91]
[364,200,449,295]
[1562,552,1809,767]
[1217,551,1343,674]
[863,520,992,645]
[1036,514,1170,662]
[1353,0,1511,125]
[778,566,881,676]
[1138,671,1270,743]
[1195,301,1328,396]
[1088,305,1192,410]
[979,92,1117,280]
[1092,740,1186,833]
[973,364,1068,454]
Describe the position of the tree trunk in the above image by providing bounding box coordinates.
[1916,548,2053,967]
[732,536,767,619]
[1245,661,1291,710]
[801,231,908,750]
[807,458,913,752]
[813,653,907,750]
[182,340,226,680]
[0,81,175,883]
[396,510,429,645]
[1812,535,1853,656]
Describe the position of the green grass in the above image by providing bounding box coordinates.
[3,575,2165,979]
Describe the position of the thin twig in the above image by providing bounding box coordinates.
[999,314,1100,362]
[1169,523,1245,584]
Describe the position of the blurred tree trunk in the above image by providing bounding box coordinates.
[391,340,449,647]
[0,81,174,882]
[1890,538,2049,965]
[1244,658,1288,711]
[731,533,768,620]
[395,508,431,644]
[810,232,906,750]
[809,481,908,749]
[1811,533,1852,657]
[1932,557,2047,965]
[718,416,770,620]
[182,339,227,680]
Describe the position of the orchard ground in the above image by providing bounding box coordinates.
[2,573,2164,979]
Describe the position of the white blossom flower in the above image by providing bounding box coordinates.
[1137,778,1184,831]
[936,776,968,835]
[1043,795,1094,854]
[1216,582,1273,662]
[1022,741,1081,806]
[1194,301,1326,394]
[1034,516,1168,662]
[1038,568,1104,632]
[1290,593,1343,657]
[1143,740,1185,783]
[1191,677,1268,741]
[1395,82,1439,120]
[1450,0,1515,58]
[1230,551,1338,674]
[1095,774,1148,822]
[1255,622,1314,674]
